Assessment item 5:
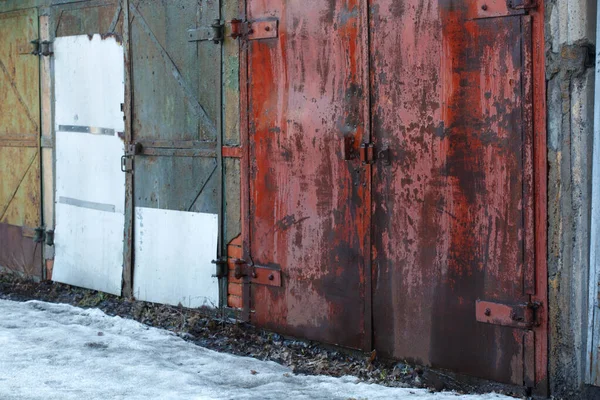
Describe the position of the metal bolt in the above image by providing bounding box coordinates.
[481,4,488,10]
[252,272,257,278]
[268,274,274,281]
[484,308,491,316]
[265,26,271,32]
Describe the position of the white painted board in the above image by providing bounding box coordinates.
[52,34,125,296]
[133,207,219,308]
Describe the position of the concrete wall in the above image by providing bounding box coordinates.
[546,0,597,397]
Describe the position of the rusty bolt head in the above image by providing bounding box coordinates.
[265,26,271,32]
[484,308,491,316]
[481,4,488,10]
[268,274,274,281]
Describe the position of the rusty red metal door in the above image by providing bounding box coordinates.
[244,1,371,349]
[242,0,546,390]
[370,0,544,389]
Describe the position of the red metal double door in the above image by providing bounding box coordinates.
[245,0,545,390]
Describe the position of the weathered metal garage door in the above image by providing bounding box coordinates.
[245,1,370,349]
[370,1,540,388]
[0,9,42,277]
[244,0,545,389]
[129,0,221,308]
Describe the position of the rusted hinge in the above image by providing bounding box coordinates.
[476,300,542,329]
[211,257,228,278]
[507,0,538,10]
[187,19,224,44]
[233,260,281,287]
[29,39,53,57]
[230,19,279,41]
[360,143,374,164]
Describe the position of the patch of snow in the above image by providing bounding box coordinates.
[0,300,513,400]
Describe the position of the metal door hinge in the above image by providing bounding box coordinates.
[360,143,374,164]
[188,19,224,44]
[476,300,542,329]
[211,257,228,278]
[230,19,279,41]
[33,227,54,246]
[30,40,53,57]
[507,0,537,10]
[233,259,281,287]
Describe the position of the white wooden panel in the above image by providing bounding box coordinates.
[54,35,125,131]
[52,35,125,296]
[133,207,219,308]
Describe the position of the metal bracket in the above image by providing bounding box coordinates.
[33,226,45,243]
[476,300,542,329]
[233,260,281,287]
[211,257,228,278]
[360,143,374,165]
[230,19,279,41]
[343,136,355,160]
[45,230,54,246]
[187,19,224,44]
[30,40,53,57]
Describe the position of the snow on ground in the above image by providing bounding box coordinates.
[0,299,513,400]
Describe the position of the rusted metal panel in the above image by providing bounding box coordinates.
[245,0,369,349]
[370,0,541,387]
[0,8,42,277]
[0,223,42,277]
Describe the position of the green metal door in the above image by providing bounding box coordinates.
[0,8,42,277]
[128,0,223,307]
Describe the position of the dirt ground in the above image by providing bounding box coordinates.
[0,273,524,398]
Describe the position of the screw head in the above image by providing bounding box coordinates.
[268,274,274,281]
[481,4,488,10]
[484,308,491,316]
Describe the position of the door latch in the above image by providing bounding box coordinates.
[187,19,224,44]
[121,143,141,173]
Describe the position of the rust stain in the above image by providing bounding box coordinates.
[247,0,368,349]
[244,0,545,389]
